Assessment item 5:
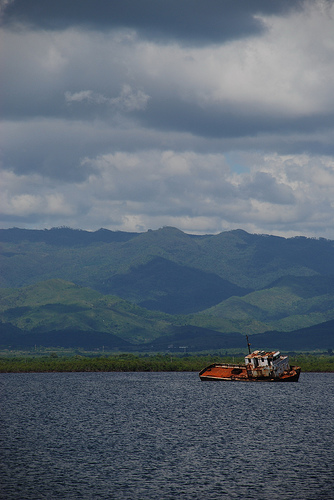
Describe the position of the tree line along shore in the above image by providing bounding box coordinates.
[0,353,333,373]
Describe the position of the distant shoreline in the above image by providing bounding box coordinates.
[0,354,333,373]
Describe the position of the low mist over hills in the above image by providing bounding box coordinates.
[0,227,333,351]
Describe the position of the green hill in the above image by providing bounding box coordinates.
[1,227,334,351]
[98,256,251,314]
[3,226,334,294]
[189,275,334,334]
[0,280,173,344]
[0,277,333,351]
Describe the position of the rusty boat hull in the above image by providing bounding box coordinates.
[199,363,301,382]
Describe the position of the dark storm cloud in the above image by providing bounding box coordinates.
[141,97,334,140]
[2,0,304,44]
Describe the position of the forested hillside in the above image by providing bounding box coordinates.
[1,227,334,351]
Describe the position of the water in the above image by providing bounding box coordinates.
[0,372,333,500]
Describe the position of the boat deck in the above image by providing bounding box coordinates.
[199,363,249,381]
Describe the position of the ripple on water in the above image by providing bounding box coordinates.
[0,372,333,500]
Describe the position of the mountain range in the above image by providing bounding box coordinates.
[1,226,333,351]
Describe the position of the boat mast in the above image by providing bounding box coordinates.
[246,335,251,354]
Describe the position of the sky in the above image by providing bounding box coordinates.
[1,0,334,238]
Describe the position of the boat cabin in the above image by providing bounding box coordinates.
[244,350,290,379]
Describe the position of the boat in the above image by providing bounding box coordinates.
[199,337,301,382]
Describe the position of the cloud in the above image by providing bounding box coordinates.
[1,0,306,44]
[0,169,74,222]
[65,85,150,112]
[3,149,334,238]
[2,3,333,133]
[65,90,103,104]
[1,0,334,238]
[239,171,296,205]
[73,150,334,238]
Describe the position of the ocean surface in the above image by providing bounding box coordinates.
[0,371,333,500]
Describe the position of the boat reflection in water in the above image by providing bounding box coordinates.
[199,337,301,382]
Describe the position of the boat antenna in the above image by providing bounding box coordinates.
[246,335,251,354]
